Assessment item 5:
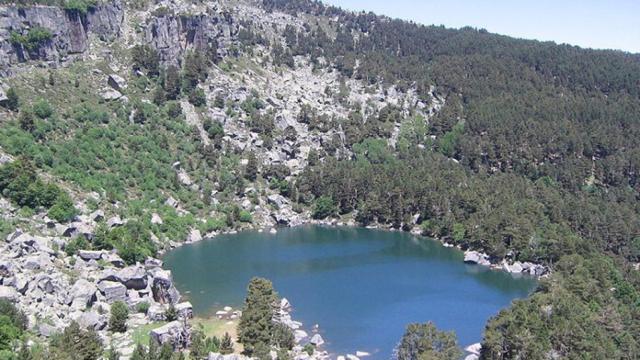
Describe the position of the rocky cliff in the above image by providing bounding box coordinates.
[0,0,123,74]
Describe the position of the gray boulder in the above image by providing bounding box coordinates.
[76,310,107,331]
[78,250,104,261]
[151,269,180,304]
[0,286,18,301]
[117,266,148,290]
[98,280,127,303]
[106,216,124,228]
[150,321,190,350]
[175,302,193,320]
[68,279,97,307]
[309,333,325,346]
[108,74,127,91]
[463,251,491,266]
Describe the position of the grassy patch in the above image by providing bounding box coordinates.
[131,321,167,346]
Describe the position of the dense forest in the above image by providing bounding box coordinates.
[260,0,640,358]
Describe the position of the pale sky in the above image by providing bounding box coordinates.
[325,0,640,54]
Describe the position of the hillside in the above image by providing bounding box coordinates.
[0,0,639,359]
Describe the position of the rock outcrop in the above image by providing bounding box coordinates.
[0,0,124,74]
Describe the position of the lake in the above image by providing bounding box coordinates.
[163,225,537,359]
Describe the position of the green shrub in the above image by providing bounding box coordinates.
[136,302,150,314]
[164,305,177,322]
[238,210,252,223]
[49,322,102,359]
[48,192,78,223]
[64,0,98,14]
[188,88,206,107]
[109,301,129,333]
[33,99,53,119]
[65,236,90,256]
[312,196,336,219]
[10,27,53,51]
[220,332,234,355]
[2,88,19,111]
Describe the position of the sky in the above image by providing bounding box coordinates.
[324,0,640,54]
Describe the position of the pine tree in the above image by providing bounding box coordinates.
[237,277,278,355]
[164,66,181,100]
[244,152,259,181]
[130,344,147,360]
[109,301,129,333]
[396,322,462,360]
[220,332,234,355]
[4,87,19,111]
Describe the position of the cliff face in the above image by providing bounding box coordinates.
[144,11,238,67]
[0,0,123,73]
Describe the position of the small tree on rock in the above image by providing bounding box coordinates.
[109,301,129,333]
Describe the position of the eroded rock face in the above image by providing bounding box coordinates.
[0,0,124,74]
[144,11,238,67]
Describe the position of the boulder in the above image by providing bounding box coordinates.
[38,323,61,337]
[175,302,193,320]
[464,355,479,360]
[187,229,202,243]
[0,286,18,301]
[90,210,105,222]
[150,321,190,350]
[98,281,127,303]
[76,310,107,331]
[151,213,163,225]
[99,88,122,101]
[465,343,482,355]
[106,216,124,228]
[117,266,148,290]
[463,251,490,266]
[309,333,324,346]
[294,329,308,343]
[108,74,127,91]
[78,250,104,261]
[145,257,163,268]
[346,355,360,360]
[148,304,167,321]
[151,269,180,304]
[267,194,287,208]
[165,196,178,208]
[104,253,125,268]
[69,279,97,307]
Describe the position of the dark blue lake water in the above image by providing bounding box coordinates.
[163,226,536,359]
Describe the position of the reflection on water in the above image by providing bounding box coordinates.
[163,225,536,359]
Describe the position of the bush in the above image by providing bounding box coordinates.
[188,88,206,107]
[64,0,98,14]
[2,88,19,111]
[32,99,53,119]
[109,301,129,333]
[48,192,78,223]
[136,302,150,314]
[220,332,234,355]
[238,210,253,223]
[0,300,27,352]
[312,196,336,219]
[49,322,103,360]
[164,304,177,322]
[10,27,53,51]
[396,322,462,360]
[64,236,90,256]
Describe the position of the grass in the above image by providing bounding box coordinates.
[190,316,243,353]
[131,321,167,346]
